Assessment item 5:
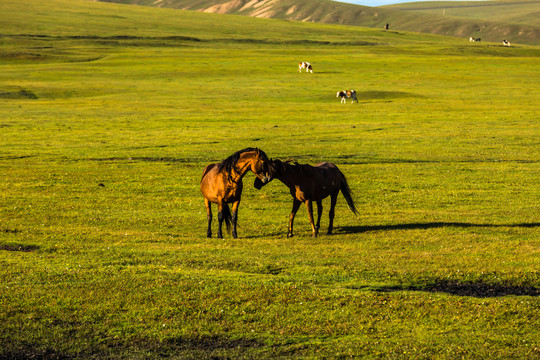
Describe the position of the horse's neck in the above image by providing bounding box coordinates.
[230,156,252,180]
[276,163,301,187]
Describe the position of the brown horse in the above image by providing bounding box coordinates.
[201,148,272,239]
[255,159,357,237]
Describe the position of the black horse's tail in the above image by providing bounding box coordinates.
[221,203,232,233]
[339,172,358,215]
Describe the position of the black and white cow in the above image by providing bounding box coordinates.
[298,61,313,73]
[337,90,358,104]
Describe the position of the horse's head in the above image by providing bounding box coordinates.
[254,158,280,190]
[251,149,274,184]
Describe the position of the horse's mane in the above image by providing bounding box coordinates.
[218,148,256,172]
[271,158,310,176]
[217,148,269,181]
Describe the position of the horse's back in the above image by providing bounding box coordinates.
[201,163,218,181]
[316,162,344,187]
[301,162,342,199]
[315,162,341,178]
[316,162,338,170]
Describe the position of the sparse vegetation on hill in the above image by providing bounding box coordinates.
[98,0,540,44]
[386,0,540,27]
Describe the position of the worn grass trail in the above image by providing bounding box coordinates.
[1,0,539,358]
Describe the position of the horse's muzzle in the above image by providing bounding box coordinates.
[254,175,271,190]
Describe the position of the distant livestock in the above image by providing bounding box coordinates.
[503,40,511,47]
[469,37,481,42]
[298,61,313,73]
[337,90,358,104]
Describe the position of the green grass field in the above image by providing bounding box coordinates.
[1,0,539,358]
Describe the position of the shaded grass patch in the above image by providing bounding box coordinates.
[366,279,540,298]
[0,88,38,99]
[337,222,540,234]
[0,242,40,252]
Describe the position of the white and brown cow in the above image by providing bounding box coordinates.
[298,61,313,73]
[503,40,511,47]
[337,90,358,104]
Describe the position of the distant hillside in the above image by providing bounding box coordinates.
[384,1,539,27]
[385,0,539,42]
[97,0,539,45]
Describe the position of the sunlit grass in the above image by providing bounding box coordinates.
[0,0,539,358]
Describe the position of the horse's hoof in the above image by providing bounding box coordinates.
[287,233,294,238]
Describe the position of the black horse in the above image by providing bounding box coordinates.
[256,159,357,237]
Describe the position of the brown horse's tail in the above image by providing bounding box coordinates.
[340,172,358,215]
[221,203,232,233]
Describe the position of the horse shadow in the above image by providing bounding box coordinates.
[350,280,540,298]
[336,222,540,234]
[339,222,540,298]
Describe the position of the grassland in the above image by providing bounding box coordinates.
[1,0,539,358]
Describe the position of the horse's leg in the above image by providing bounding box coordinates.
[305,200,317,237]
[327,191,339,235]
[217,201,224,239]
[288,199,301,238]
[315,200,323,233]
[205,199,212,238]
[231,200,240,239]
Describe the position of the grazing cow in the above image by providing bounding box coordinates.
[337,90,358,104]
[298,61,313,73]
[469,37,475,42]
[503,40,511,47]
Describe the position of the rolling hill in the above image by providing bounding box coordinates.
[385,1,540,27]
[96,0,540,45]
